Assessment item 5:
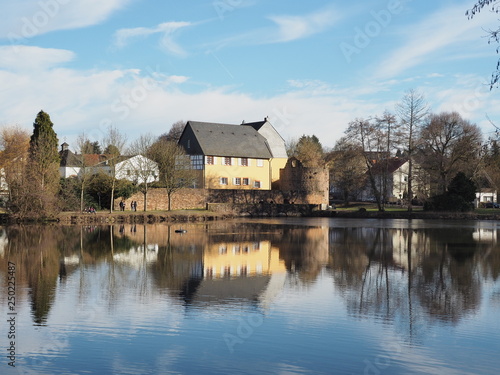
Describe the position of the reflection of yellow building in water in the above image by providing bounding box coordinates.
[203,240,286,278]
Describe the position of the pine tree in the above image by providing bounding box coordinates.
[27,110,61,216]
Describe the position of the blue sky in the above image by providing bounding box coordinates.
[1,0,500,149]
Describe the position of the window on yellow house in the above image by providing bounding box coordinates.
[242,178,249,186]
[254,180,261,188]
[220,177,228,185]
[234,177,241,185]
[224,157,232,165]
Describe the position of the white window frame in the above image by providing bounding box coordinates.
[256,159,264,167]
[234,177,241,185]
[220,177,228,185]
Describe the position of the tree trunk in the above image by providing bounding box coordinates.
[80,183,84,212]
[407,158,413,212]
[110,178,115,213]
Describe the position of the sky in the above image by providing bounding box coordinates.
[1,0,500,150]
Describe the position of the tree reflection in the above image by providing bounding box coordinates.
[414,228,483,323]
[328,224,499,338]
[1,221,499,330]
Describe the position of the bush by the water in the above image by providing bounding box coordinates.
[424,193,473,212]
[424,172,476,212]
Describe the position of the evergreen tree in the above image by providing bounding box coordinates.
[26,110,61,216]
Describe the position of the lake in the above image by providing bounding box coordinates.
[1,218,499,375]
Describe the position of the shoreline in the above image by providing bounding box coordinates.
[2,209,500,225]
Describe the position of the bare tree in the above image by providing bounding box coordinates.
[159,120,186,143]
[102,126,127,213]
[466,1,500,88]
[344,118,385,211]
[396,89,428,211]
[285,137,298,157]
[148,138,196,210]
[0,126,30,204]
[75,133,98,212]
[375,111,400,207]
[127,134,158,211]
[419,112,483,194]
[327,137,367,204]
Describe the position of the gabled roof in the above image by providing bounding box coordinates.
[242,118,287,158]
[181,121,273,159]
[59,149,115,168]
[369,157,408,174]
[242,120,266,131]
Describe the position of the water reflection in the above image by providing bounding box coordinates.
[0,220,499,374]
[1,221,499,326]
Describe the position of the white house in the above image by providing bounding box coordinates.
[59,143,159,184]
[114,155,159,184]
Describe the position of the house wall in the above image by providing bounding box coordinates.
[115,155,159,184]
[270,158,288,187]
[204,156,271,190]
[59,166,81,178]
[391,164,409,201]
[203,240,285,278]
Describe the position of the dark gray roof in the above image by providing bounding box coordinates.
[192,275,271,305]
[242,120,266,131]
[185,121,272,159]
[59,149,81,167]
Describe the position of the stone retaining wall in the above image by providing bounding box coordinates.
[115,187,327,211]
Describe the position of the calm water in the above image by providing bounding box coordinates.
[1,218,499,375]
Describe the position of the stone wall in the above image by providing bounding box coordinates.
[115,188,207,211]
[115,186,327,211]
[279,158,329,205]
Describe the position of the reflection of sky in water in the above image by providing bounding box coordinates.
[0,219,499,375]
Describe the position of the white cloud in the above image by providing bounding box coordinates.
[373,3,499,80]
[268,6,340,43]
[208,5,341,50]
[0,0,132,40]
[113,21,192,56]
[0,45,75,71]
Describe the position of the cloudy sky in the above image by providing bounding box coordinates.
[1,0,499,149]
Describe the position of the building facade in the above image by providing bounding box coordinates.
[178,118,288,190]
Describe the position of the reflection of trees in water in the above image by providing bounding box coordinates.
[414,228,483,324]
[328,226,499,338]
[275,227,329,284]
[328,228,406,321]
[1,226,81,325]
[151,227,204,304]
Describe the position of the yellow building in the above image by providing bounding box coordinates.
[202,240,286,278]
[178,118,288,190]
